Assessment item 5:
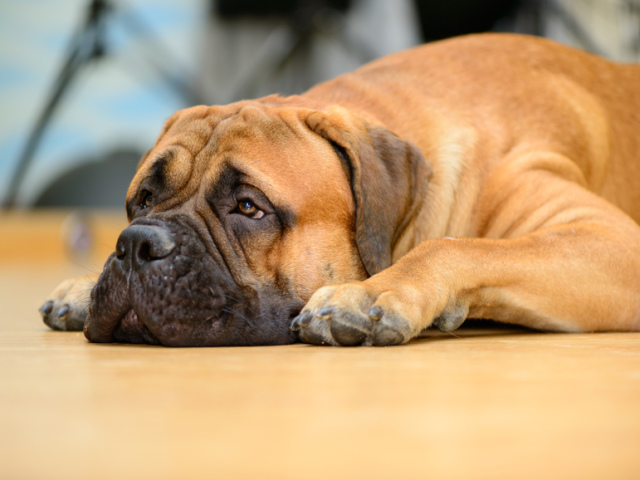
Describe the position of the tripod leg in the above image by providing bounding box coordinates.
[4,0,107,208]
[3,50,86,208]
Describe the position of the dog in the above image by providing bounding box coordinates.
[40,33,640,346]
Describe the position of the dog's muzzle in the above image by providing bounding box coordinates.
[84,216,301,346]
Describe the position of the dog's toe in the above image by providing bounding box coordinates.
[327,307,371,346]
[39,300,54,317]
[371,312,410,346]
[292,310,336,345]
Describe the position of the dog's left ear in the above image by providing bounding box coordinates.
[305,107,433,276]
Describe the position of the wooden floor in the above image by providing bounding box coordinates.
[1,210,639,480]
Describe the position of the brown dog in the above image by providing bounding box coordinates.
[40,33,640,346]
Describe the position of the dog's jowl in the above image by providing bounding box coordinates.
[41,34,640,346]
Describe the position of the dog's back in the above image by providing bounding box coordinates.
[306,33,640,225]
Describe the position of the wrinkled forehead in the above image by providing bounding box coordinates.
[215,105,338,183]
[129,103,351,211]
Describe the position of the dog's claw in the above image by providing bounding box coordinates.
[40,301,54,317]
[56,305,70,320]
[368,306,384,321]
[298,311,313,327]
[317,307,333,320]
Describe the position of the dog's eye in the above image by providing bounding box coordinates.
[236,199,264,219]
[139,190,153,209]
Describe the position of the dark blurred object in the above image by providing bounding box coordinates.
[414,0,523,40]
[34,150,140,208]
[206,0,372,103]
[215,0,351,18]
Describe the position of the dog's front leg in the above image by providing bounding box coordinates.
[293,170,640,346]
[40,275,98,331]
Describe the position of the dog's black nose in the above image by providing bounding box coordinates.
[115,225,175,270]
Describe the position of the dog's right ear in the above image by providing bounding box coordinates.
[305,107,433,277]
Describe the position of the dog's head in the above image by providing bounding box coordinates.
[85,99,431,346]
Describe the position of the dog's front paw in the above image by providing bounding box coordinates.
[291,281,423,346]
[40,276,95,331]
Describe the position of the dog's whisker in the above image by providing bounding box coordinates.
[221,307,255,328]
[222,293,243,304]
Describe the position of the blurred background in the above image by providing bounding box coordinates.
[1,0,639,210]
